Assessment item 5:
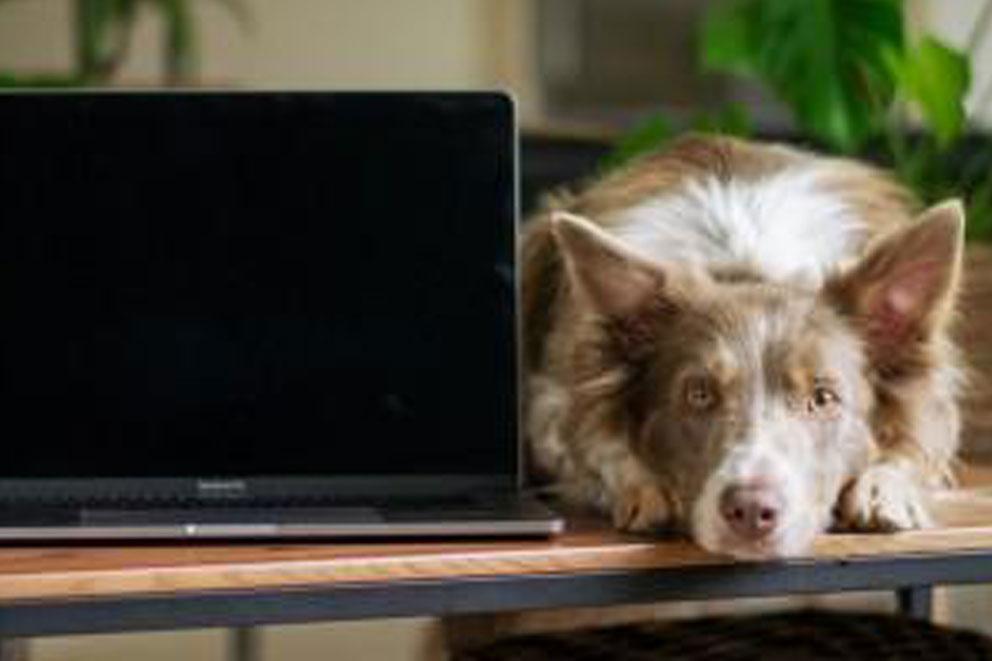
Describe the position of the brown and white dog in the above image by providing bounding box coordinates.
[523,135,965,559]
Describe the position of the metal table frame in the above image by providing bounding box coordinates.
[1,550,990,640]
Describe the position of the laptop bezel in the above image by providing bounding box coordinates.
[0,90,523,504]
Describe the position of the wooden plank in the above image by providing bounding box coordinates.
[958,462,992,489]
[0,489,987,603]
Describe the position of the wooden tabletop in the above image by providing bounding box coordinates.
[0,482,990,606]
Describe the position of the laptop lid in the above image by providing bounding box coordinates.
[0,91,519,503]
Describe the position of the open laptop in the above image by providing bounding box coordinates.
[0,91,563,540]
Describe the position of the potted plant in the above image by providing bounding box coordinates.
[0,0,249,86]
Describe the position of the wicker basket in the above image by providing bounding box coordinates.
[452,610,992,661]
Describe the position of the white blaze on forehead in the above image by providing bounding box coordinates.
[607,168,864,286]
[691,315,856,559]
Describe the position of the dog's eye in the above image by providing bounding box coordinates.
[807,385,840,414]
[684,378,718,411]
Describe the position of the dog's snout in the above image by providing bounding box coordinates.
[719,484,783,541]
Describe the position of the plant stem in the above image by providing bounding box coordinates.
[74,0,136,84]
[161,0,196,85]
[74,0,104,82]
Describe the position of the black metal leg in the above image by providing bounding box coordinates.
[896,585,933,620]
[228,627,262,661]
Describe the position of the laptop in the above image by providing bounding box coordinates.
[0,91,563,540]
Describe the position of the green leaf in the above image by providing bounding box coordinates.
[700,0,760,76]
[966,187,992,241]
[601,114,675,171]
[690,103,754,137]
[899,37,970,149]
[700,0,904,152]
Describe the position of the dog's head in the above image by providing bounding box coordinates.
[551,201,964,558]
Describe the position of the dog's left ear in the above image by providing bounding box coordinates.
[825,199,964,355]
[550,210,668,317]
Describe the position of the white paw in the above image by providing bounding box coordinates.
[838,463,933,531]
[611,482,676,532]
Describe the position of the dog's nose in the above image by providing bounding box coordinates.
[719,484,783,541]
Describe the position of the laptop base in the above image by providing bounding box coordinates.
[0,496,564,541]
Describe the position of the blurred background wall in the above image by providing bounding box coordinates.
[0,0,989,130]
[0,1,991,660]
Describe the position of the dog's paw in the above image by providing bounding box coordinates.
[838,463,933,532]
[611,482,675,532]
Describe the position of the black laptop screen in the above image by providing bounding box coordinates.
[0,92,517,480]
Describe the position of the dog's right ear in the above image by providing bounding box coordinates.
[550,211,667,317]
[824,199,964,358]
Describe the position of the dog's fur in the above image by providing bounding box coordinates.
[523,135,965,558]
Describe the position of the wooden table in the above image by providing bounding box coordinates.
[0,485,989,646]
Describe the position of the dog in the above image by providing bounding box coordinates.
[522,135,965,559]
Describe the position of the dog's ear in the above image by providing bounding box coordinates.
[825,199,964,355]
[550,211,668,317]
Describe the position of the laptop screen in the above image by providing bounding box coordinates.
[0,92,517,486]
